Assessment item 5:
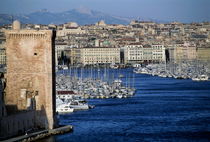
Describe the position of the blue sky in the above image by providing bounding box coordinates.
[0,0,210,22]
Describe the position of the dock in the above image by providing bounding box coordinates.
[1,125,73,142]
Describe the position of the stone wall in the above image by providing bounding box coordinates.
[0,111,35,140]
[4,29,56,132]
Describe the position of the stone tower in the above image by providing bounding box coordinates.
[5,21,56,129]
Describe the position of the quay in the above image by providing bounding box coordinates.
[1,125,73,142]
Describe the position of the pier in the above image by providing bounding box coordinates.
[2,125,73,142]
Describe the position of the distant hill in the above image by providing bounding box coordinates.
[0,8,130,26]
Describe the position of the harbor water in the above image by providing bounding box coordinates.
[45,68,210,142]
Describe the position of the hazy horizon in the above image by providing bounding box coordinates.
[0,0,210,23]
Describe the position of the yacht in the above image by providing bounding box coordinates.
[116,94,123,99]
[68,100,90,110]
[56,104,74,114]
[200,75,209,81]
[119,74,124,78]
[110,63,118,69]
[192,75,209,81]
[192,77,200,81]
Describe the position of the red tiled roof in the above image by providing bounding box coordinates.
[57,91,75,95]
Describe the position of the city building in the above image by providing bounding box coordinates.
[123,44,165,64]
[95,20,106,27]
[151,44,166,62]
[0,73,6,119]
[123,44,144,64]
[197,47,210,61]
[168,42,197,62]
[80,47,120,65]
[68,47,81,65]
[197,47,210,72]
[55,43,68,65]
[0,43,6,65]
[57,23,86,37]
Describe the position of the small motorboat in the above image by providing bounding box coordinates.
[56,103,74,114]
[68,100,90,110]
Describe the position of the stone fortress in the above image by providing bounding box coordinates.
[0,20,57,140]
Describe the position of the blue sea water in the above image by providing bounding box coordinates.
[44,68,210,142]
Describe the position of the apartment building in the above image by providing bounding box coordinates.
[57,26,86,37]
[80,47,120,65]
[168,42,197,62]
[0,43,6,65]
[123,44,144,64]
[123,44,165,64]
[68,47,81,65]
[151,44,166,62]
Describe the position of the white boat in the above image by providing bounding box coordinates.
[119,74,124,78]
[113,79,122,83]
[159,73,167,78]
[113,79,122,86]
[133,64,141,68]
[56,104,74,114]
[134,68,148,74]
[56,97,64,107]
[116,94,123,99]
[110,63,118,69]
[68,100,90,110]
[192,75,209,81]
[63,65,68,70]
[200,75,209,81]
[192,77,200,81]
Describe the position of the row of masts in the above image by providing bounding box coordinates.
[56,66,136,99]
[58,65,135,89]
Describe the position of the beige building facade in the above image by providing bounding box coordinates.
[68,48,81,65]
[123,44,144,64]
[80,47,120,65]
[0,43,6,65]
[123,44,165,64]
[197,47,210,61]
[168,42,197,62]
[57,27,86,37]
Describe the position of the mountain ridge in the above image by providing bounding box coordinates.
[0,9,131,26]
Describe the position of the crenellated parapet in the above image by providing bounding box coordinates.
[5,30,52,40]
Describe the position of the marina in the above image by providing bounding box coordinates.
[134,61,209,81]
[43,68,210,142]
[55,67,136,114]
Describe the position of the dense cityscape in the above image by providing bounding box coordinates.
[1,20,210,77]
[1,20,210,66]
